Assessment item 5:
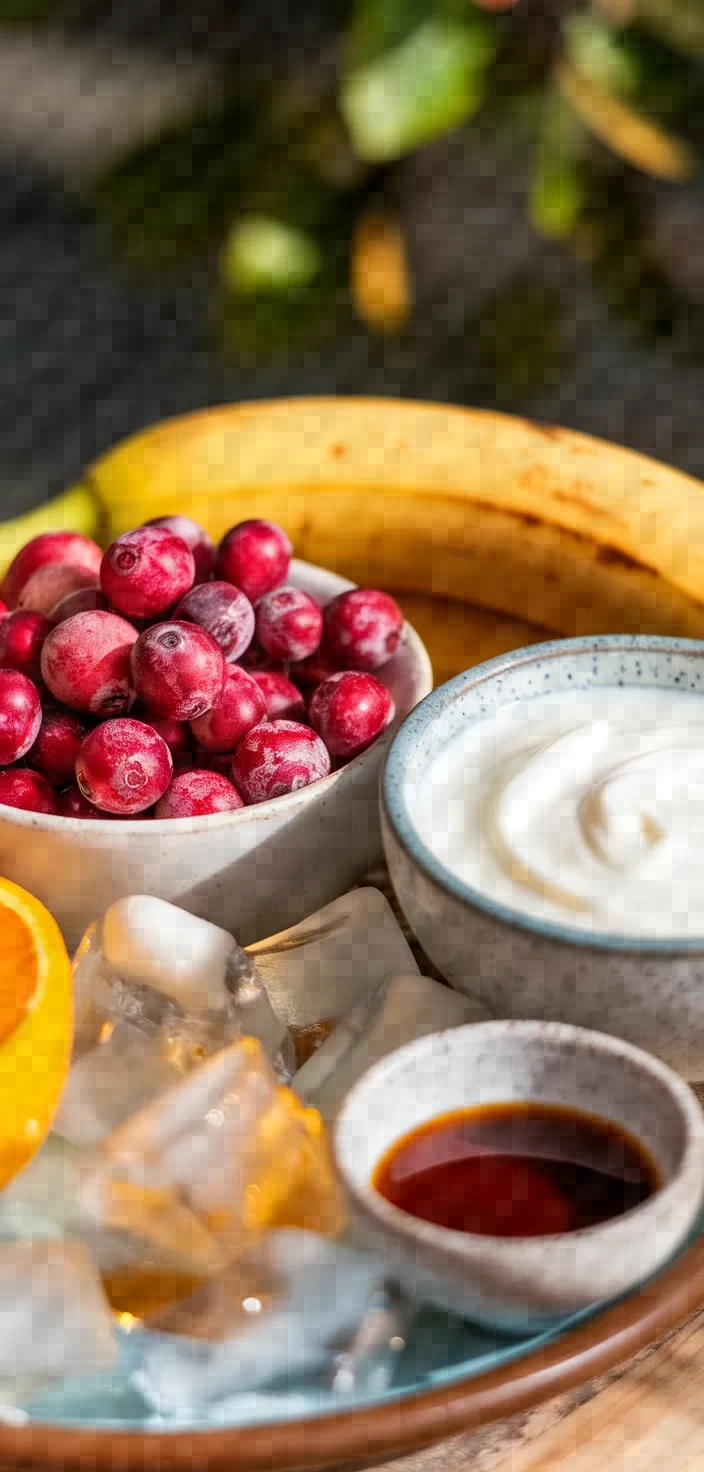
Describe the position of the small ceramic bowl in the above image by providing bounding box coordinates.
[382,635,704,1080]
[334,1019,704,1331]
[0,560,431,951]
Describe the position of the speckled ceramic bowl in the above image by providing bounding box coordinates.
[382,636,704,1080]
[335,1020,704,1330]
[0,560,431,952]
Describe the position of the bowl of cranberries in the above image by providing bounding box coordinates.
[0,516,431,948]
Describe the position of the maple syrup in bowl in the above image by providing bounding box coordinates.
[373,1102,660,1240]
[334,1020,704,1331]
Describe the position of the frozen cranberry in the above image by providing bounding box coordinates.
[49,587,110,624]
[215,519,292,602]
[0,610,51,682]
[2,532,103,609]
[27,709,88,786]
[230,719,330,804]
[323,588,404,671]
[251,670,306,722]
[144,515,214,585]
[190,665,266,752]
[100,526,195,621]
[17,564,98,616]
[255,586,323,664]
[174,581,254,663]
[0,670,42,764]
[0,768,58,814]
[41,611,137,716]
[76,718,172,815]
[58,783,103,819]
[130,620,225,720]
[310,670,395,758]
[138,715,191,758]
[155,768,243,818]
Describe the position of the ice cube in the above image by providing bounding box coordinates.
[61,897,294,1146]
[294,971,491,1120]
[131,1230,390,1415]
[0,1134,82,1241]
[246,889,419,1050]
[54,1023,185,1148]
[77,1039,345,1302]
[101,896,237,1014]
[0,1240,115,1403]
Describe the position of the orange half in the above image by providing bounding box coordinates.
[0,878,73,1188]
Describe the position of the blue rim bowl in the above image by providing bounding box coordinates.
[381,633,704,956]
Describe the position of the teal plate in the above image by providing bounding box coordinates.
[21,1204,704,1434]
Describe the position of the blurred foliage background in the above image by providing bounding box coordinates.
[83,0,704,365]
[2,0,704,508]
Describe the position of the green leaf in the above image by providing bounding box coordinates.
[341,10,495,162]
[530,87,586,239]
[222,216,323,294]
[563,14,643,101]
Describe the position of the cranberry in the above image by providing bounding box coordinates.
[251,670,306,722]
[215,519,292,602]
[0,670,42,764]
[27,709,88,786]
[138,715,191,758]
[0,768,58,814]
[190,665,266,752]
[58,783,103,819]
[0,611,51,682]
[323,588,404,671]
[154,769,243,818]
[174,581,254,663]
[310,670,395,758]
[49,587,110,624]
[230,719,330,804]
[144,515,214,585]
[130,621,225,720]
[76,718,172,815]
[100,526,195,621]
[41,611,137,716]
[0,599,6,617]
[17,564,98,616]
[255,586,323,664]
[2,532,103,609]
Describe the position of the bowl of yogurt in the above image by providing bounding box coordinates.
[381,636,704,1079]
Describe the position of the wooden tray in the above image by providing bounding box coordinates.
[6,398,704,1471]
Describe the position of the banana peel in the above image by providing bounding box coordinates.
[0,482,102,585]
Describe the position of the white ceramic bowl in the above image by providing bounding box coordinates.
[382,635,704,1080]
[0,560,431,950]
[334,1020,704,1331]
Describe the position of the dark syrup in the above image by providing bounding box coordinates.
[373,1102,660,1238]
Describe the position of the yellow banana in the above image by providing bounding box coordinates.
[0,482,101,585]
[84,399,704,677]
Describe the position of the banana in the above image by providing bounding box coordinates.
[84,399,704,677]
[0,482,101,584]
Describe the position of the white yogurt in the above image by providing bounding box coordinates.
[411,685,704,939]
